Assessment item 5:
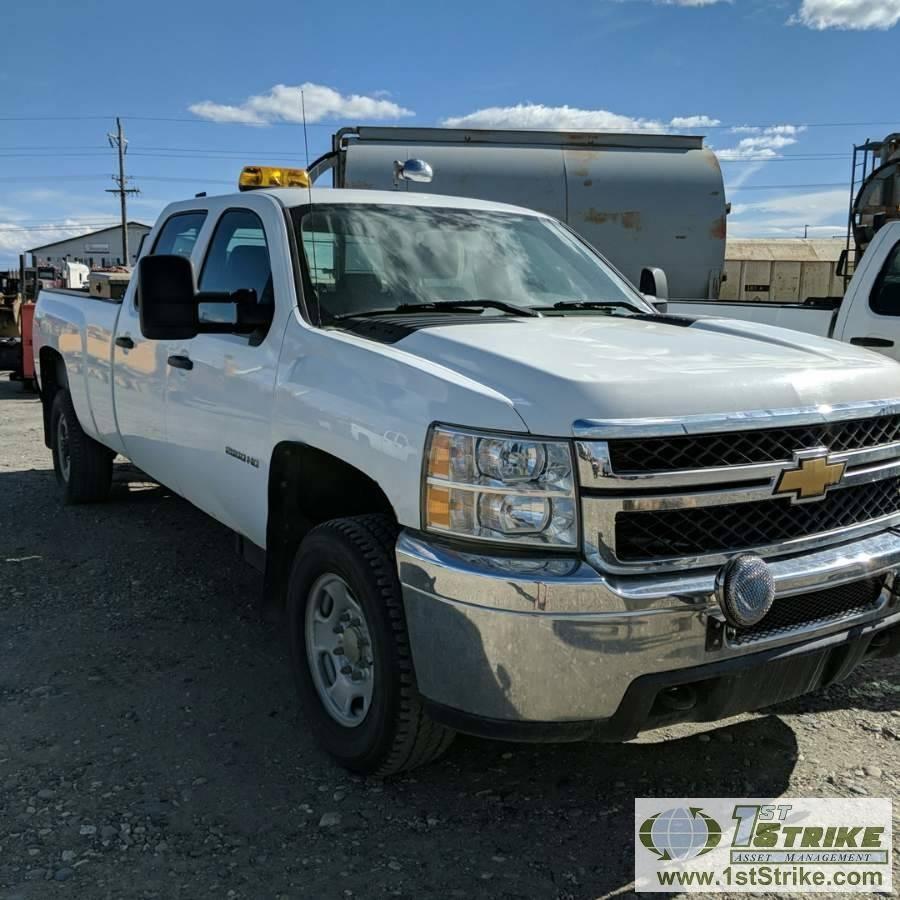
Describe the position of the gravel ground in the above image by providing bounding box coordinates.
[0,374,897,900]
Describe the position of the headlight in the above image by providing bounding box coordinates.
[423,426,577,548]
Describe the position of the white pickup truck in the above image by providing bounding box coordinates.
[33,165,900,775]
[667,222,900,360]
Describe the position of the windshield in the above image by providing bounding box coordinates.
[295,204,651,320]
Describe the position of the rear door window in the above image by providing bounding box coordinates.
[152,211,207,257]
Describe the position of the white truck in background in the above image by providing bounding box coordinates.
[31,163,900,776]
[665,222,900,360]
[60,260,89,291]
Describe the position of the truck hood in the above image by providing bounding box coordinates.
[396,314,900,435]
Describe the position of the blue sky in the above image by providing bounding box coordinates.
[2,0,899,267]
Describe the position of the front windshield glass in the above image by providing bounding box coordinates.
[296,204,651,320]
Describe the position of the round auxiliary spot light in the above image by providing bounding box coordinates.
[715,554,775,628]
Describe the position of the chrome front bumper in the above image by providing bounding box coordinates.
[397,530,900,727]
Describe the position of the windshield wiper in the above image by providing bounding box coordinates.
[334,299,541,320]
[398,299,541,318]
[535,300,644,314]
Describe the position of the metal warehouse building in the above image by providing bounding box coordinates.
[28,222,151,269]
[721,238,846,302]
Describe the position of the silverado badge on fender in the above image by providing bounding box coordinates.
[773,451,846,503]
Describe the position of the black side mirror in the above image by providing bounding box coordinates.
[139,255,198,340]
[140,256,274,340]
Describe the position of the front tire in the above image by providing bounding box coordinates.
[286,515,455,775]
[50,389,113,504]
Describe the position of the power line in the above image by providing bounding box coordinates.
[0,142,855,157]
[0,113,897,131]
[0,115,120,121]
[0,144,110,150]
[113,116,900,132]
[0,168,849,193]
[0,217,121,224]
[731,181,846,191]
[0,150,857,166]
[0,173,234,184]
[0,222,119,232]
[0,145,853,157]
[133,175,232,184]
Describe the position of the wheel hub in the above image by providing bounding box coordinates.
[305,574,374,727]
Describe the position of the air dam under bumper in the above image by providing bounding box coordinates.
[396,531,900,741]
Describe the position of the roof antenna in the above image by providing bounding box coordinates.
[301,89,322,326]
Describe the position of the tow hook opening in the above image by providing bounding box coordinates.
[653,684,698,715]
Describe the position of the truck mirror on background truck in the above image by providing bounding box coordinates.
[393,158,434,186]
[837,248,849,277]
[138,255,272,341]
[639,266,669,310]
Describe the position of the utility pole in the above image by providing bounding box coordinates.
[106,118,139,266]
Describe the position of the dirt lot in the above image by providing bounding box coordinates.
[0,375,897,900]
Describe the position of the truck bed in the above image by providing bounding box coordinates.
[668,297,839,338]
[32,287,125,454]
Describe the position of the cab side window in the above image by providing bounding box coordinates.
[152,211,207,257]
[198,209,273,327]
[137,211,207,309]
[870,241,900,316]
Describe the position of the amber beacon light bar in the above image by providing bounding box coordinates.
[238,165,311,191]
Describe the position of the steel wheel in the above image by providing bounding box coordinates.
[287,515,455,774]
[56,413,71,483]
[304,573,375,728]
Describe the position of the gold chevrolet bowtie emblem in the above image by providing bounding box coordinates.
[774,452,846,503]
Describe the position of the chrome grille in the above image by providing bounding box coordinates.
[608,415,900,473]
[576,402,900,573]
[615,477,900,562]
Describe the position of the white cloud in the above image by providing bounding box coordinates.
[730,125,805,136]
[727,188,848,237]
[791,0,900,30]
[714,124,807,160]
[729,189,847,218]
[726,161,767,191]
[0,219,111,260]
[656,0,729,5]
[669,115,722,128]
[189,82,414,125]
[440,103,720,132]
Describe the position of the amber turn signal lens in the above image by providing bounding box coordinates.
[428,430,452,479]
[425,485,451,528]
